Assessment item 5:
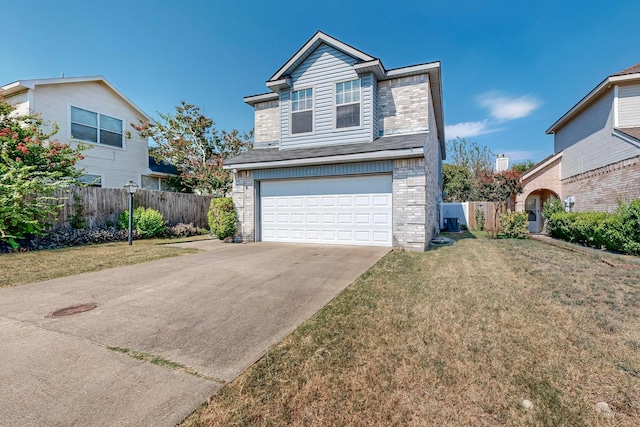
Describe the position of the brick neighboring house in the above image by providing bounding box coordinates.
[225,31,445,250]
[517,62,640,232]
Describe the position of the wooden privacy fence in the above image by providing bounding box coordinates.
[50,187,212,230]
[466,201,506,231]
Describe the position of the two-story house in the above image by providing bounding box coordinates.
[516,62,640,232]
[225,32,445,251]
[1,76,169,189]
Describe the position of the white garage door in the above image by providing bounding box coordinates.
[260,175,392,247]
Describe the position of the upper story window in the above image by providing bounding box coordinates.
[335,79,361,129]
[290,88,313,134]
[71,106,123,148]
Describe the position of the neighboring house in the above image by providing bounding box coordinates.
[144,157,178,191]
[1,76,165,189]
[517,62,640,232]
[225,31,445,250]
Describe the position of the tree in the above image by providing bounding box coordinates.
[475,169,525,236]
[442,164,473,202]
[511,159,536,174]
[0,94,86,247]
[134,102,253,196]
[447,137,494,179]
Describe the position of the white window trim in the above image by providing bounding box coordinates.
[333,78,363,131]
[289,86,315,136]
[68,104,127,151]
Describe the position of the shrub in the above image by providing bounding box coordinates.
[0,227,132,253]
[118,206,167,238]
[208,197,237,240]
[545,199,640,255]
[542,198,564,219]
[475,209,485,231]
[499,211,529,238]
[162,222,207,238]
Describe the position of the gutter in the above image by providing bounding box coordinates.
[224,147,425,171]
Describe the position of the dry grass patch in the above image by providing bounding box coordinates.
[184,233,640,426]
[0,235,210,288]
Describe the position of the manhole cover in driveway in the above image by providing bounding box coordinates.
[47,303,98,318]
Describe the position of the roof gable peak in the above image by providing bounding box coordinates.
[268,31,377,83]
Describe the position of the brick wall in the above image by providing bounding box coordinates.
[515,156,562,212]
[231,170,255,241]
[562,155,640,212]
[254,100,279,148]
[393,158,428,251]
[378,75,429,136]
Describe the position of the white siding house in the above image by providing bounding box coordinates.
[226,31,446,251]
[1,76,163,189]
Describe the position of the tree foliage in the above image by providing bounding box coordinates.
[446,137,494,179]
[511,159,536,174]
[443,138,495,201]
[475,169,525,235]
[0,94,86,247]
[442,164,473,202]
[134,102,253,196]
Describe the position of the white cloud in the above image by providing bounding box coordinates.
[444,120,499,139]
[478,93,541,121]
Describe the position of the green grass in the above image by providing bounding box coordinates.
[0,235,211,288]
[183,233,640,426]
[107,346,224,382]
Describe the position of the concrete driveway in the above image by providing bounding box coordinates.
[0,241,389,426]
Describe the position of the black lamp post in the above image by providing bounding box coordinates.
[123,181,139,245]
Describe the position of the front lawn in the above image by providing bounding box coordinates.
[0,235,210,288]
[184,232,640,426]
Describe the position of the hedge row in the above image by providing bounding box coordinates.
[546,199,640,255]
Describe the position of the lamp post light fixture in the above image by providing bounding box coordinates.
[123,181,139,245]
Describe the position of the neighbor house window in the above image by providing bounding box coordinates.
[71,106,123,148]
[78,174,102,187]
[335,79,361,129]
[142,175,173,191]
[290,88,313,134]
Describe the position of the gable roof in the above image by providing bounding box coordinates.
[546,62,640,134]
[521,152,563,181]
[249,31,445,153]
[268,31,376,83]
[0,76,153,122]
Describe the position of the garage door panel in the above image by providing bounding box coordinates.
[373,213,390,224]
[338,213,352,224]
[261,175,392,247]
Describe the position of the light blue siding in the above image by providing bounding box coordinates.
[253,160,393,180]
[556,90,640,179]
[372,78,379,141]
[280,44,373,149]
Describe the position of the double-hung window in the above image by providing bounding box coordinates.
[335,79,361,129]
[290,88,313,134]
[71,106,124,148]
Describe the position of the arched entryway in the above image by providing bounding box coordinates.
[524,189,559,233]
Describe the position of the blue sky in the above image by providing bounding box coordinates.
[3,0,639,164]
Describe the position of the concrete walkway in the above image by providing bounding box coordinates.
[0,241,389,426]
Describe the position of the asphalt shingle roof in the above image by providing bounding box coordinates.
[226,133,427,165]
[616,127,640,141]
[612,62,640,77]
